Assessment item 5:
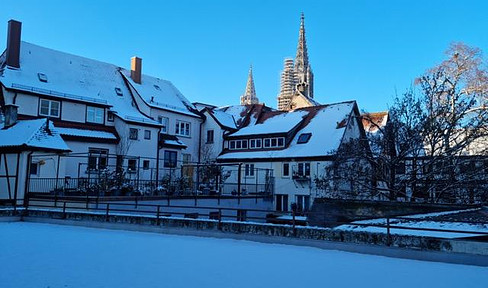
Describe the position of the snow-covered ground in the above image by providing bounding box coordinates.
[335,209,488,239]
[1,222,487,288]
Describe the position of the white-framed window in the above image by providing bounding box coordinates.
[282,163,290,177]
[107,112,114,122]
[263,137,285,148]
[129,128,138,140]
[158,116,169,134]
[88,148,108,170]
[143,160,150,170]
[250,139,262,149]
[296,162,311,177]
[206,129,214,143]
[276,194,289,212]
[183,153,192,164]
[229,140,248,150]
[144,130,151,140]
[39,99,60,118]
[127,159,137,173]
[86,106,104,124]
[296,195,310,212]
[29,162,39,176]
[175,120,191,137]
[164,150,178,168]
[245,164,255,177]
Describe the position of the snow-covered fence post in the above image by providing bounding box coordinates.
[386,218,391,246]
[237,163,242,199]
[105,203,110,222]
[62,201,66,219]
[218,208,222,230]
[156,205,161,225]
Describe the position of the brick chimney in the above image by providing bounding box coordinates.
[131,56,142,84]
[3,104,19,128]
[6,20,22,69]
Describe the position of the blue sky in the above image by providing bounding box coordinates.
[1,0,487,112]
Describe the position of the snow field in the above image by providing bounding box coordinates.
[1,222,487,288]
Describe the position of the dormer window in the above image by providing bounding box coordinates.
[115,87,123,96]
[154,84,161,90]
[38,73,48,82]
[297,133,312,144]
[263,137,285,148]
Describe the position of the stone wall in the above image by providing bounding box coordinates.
[12,208,488,256]
[308,198,479,227]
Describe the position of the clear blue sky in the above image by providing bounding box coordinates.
[1,0,487,112]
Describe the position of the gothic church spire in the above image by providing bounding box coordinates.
[295,12,309,78]
[240,65,259,105]
[294,12,314,99]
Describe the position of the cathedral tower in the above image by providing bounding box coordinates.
[240,65,259,105]
[295,12,314,99]
[277,13,315,111]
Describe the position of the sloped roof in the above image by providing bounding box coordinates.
[0,42,159,126]
[217,105,250,127]
[218,101,356,160]
[230,110,307,136]
[55,127,118,140]
[121,70,198,117]
[207,109,237,130]
[0,119,70,152]
[159,134,187,149]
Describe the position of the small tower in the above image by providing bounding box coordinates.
[240,66,259,105]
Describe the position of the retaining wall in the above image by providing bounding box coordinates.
[309,198,479,227]
[10,208,488,257]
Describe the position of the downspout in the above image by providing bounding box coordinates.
[13,152,20,209]
[155,127,161,183]
[198,120,203,164]
[23,151,34,208]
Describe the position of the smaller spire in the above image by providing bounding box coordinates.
[240,65,259,105]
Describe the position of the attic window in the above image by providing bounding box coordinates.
[115,87,123,96]
[154,85,161,90]
[37,73,48,82]
[297,133,312,144]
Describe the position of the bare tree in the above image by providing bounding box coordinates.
[413,42,488,202]
[316,43,488,203]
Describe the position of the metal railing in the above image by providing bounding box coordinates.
[23,196,488,244]
[28,177,274,197]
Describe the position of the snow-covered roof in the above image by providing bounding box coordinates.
[218,102,356,160]
[160,134,187,149]
[0,42,159,126]
[210,109,237,130]
[230,110,307,137]
[217,105,249,127]
[0,119,70,152]
[121,70,198,117]
[55,127,118,140]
